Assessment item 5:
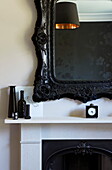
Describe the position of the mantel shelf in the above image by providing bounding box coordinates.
[4,117,112,124]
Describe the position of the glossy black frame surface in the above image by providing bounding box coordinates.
[32,0,112,103]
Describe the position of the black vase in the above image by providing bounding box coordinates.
[8,86,17,118]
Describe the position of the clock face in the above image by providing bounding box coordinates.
[86,105,98,118]
[88,107,96,116]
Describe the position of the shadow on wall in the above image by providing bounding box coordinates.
[0,87,20,170]
[68,98,112,118]
[13,0,38,85]
[0,87,9,121]
[44,97,112,118]
[24,0,38,85]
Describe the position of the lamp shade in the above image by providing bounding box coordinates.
[55,2,80,29]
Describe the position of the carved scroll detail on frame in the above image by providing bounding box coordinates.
[32,0,112,103]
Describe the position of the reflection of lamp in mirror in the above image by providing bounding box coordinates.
[55,2,80,29]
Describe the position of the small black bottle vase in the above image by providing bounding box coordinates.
[8,86,17,118]
[18,90,26,118]
[25,104,31,119]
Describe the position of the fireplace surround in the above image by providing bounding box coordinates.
[5,86,112,170]
[4,122,112,170]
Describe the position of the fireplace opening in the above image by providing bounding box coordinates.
[42,140,112,170]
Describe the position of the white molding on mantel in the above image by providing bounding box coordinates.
[20,123,112,170]
[20,141,40,144]
[4,117,112,124]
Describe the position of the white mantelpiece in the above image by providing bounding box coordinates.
[20,123,112,170]
[5,119,112,170]
[5,86,112,170]
[5,117,112,124]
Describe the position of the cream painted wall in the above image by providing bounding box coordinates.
[0,0,37,86]
[0,0,37,169]
[0,0,112,170]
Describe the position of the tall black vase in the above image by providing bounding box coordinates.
[8,86,17,118]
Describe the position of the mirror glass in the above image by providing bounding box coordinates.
[54,5,112,81]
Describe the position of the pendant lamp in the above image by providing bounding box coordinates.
[55,2,80,29]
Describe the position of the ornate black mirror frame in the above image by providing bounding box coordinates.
[32,0,112,103]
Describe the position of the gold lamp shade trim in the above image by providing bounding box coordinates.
[55,23,80,29]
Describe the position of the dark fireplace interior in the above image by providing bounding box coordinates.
[42,140,112,170]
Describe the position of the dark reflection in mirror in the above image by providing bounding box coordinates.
[54,22,112,81]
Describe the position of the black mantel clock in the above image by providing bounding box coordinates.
[32,0,112,103]
[86,104,98,118]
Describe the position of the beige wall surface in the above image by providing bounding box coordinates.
[0,0,112,170]
[0,0,37,169]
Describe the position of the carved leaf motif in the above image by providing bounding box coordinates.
[75,142,92,155]
[42,0,47,12]
[32,27,48,53]
[37,32,47,45]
